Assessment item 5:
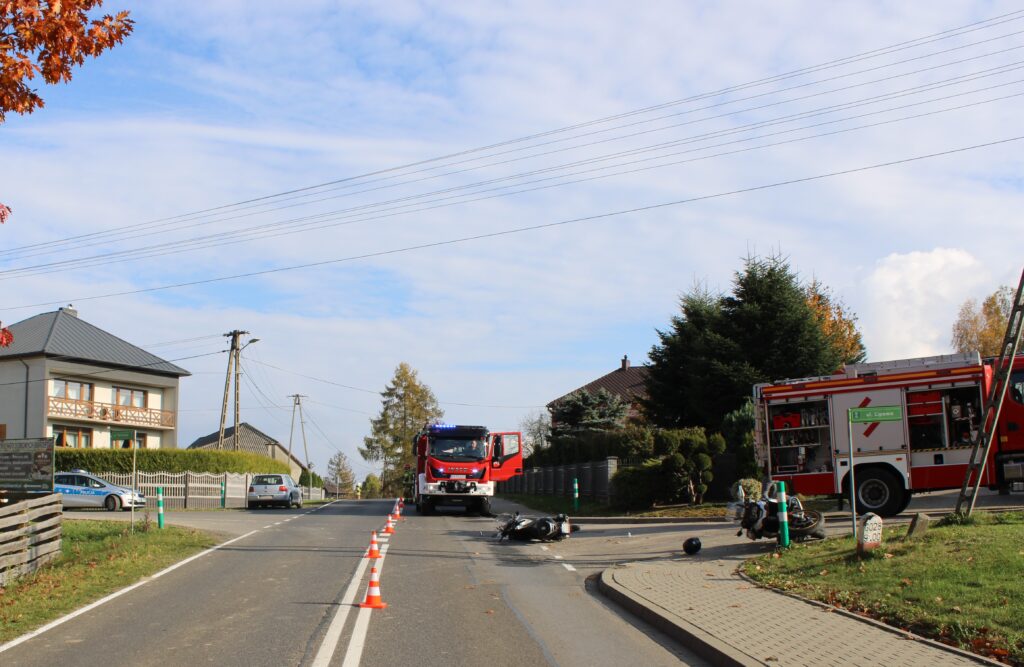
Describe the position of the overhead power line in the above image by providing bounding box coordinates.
[4,134,1020,313]
[4,64,1023,280]
[2,10,1022,259]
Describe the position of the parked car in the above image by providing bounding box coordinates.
[248,474,303,509]
[54,470,146,511]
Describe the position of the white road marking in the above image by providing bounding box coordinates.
[0,528,261,655]
[553,555,564,560]
[341,544,390,667]
[310,544,388,667]
[540,545,549,551]
[562,563,577,572]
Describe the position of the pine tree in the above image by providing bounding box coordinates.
[359,362,443,496]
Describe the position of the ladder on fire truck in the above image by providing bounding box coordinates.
[955,267,1024,517]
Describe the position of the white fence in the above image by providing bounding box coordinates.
[97,472,324,510]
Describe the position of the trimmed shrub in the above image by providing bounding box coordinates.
[55,448,290,475]
[611,460,661,510]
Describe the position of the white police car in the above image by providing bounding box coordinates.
[54,470,146,511]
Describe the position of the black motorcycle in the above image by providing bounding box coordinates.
[734,493,826,542]
[496,512,580,542]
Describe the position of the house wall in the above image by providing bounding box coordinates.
[38,359,181,449]
[0,358,48,439]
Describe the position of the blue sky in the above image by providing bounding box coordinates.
[2,1,1023,478]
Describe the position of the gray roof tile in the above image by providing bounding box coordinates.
[0,309,190,377]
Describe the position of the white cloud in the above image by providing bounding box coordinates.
[861,248,990,359]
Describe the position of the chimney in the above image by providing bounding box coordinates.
[60,304,78,318]
[621,354,630,370]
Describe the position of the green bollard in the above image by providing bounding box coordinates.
[220,481,226,509]
[573,477,579,513]
[777,481,790,548]
[157,487,165,529]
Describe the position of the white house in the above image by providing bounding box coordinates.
[0,307,190,449]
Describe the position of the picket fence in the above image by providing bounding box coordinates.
[98,471,324,510]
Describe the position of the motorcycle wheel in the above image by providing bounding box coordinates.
[790,510,826,541]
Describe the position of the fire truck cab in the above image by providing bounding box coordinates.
[755,352,1024,516]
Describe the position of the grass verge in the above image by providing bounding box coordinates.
[743,511,1024,665]
[0,519,217,643]
[498,493,728,518]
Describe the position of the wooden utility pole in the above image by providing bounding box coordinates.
[217,330,256,450]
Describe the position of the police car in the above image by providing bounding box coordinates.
[54,470,146,511]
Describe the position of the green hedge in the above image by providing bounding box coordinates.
[55,449,290,475]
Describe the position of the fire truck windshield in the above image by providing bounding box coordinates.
[429,437,488,462]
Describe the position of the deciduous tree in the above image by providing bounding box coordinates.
[1,1,133,122]
[359,362,443,496]
[518,409,550,458]
[326,451,355,495]
[360,473,382,499]
[952,286,1013,357]
[807,279,866,365]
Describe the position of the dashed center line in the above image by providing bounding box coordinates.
[562,563,577,572]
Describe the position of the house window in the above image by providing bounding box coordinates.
[51,379,93,401]
[114,432,148,449]
[113,387,147,408]
[53,425,93,448]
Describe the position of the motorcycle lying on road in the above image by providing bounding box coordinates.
[733,491,826,542]
[496,512,581,542]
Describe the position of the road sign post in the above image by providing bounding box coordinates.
[111,428,138,532]
[777,481,790,548]
[157,487,165,529]
[847,406,902,542]
[573,477,579,513]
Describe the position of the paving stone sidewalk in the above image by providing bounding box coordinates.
[599,548,994,667]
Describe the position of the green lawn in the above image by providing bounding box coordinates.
[743,512,1024,665]
[0,519,217,642]
[498,493,728,518]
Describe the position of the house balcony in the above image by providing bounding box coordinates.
[47,397,176,430]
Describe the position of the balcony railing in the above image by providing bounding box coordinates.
[47,396,176,429]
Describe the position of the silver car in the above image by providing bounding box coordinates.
[247,474,303,509]
[55,470,146,511]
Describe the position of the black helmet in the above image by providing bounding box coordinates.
[683,537,702,555]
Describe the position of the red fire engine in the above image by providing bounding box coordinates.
[755,352,1024,516]
[412,423,524,515]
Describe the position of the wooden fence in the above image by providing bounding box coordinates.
[97,472,324,510]
[0,494,63,586]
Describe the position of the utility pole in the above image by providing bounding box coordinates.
[288,394,311,497]
[217,330,258,450]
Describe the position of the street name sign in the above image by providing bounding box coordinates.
[849,406,902,423]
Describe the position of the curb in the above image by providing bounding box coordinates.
[734,570,1002,666]
[573,516,728,525]
[597,565,762,667]
[822,504,1024,521]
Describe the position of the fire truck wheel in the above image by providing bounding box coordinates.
[422,498,435,515]
[475,498,492,517]
[855,468,904,517]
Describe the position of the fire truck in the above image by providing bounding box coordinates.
[412,423,524,515]
[754,352,1024,516]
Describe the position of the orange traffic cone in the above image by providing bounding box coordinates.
[365,531,382,559]
[394,505,404,521]
[399,498,405,510]
[359,566,388,609]
[383,515,395,534]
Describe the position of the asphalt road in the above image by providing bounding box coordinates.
[2,499,709,666]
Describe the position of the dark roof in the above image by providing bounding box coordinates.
[548,364,649,408]
[0,309,190,377]
[188,422,306,469]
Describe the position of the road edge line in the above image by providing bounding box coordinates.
[340,543,390,667]
[0,528,261,655]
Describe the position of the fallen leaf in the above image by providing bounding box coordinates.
[464,585,476,590]
[934,596,943,603]
[729,604,742,608]
[772,553,781,559]
[951,606,962,613]
[883,553,894,559]
[485,609,495,615]
[819,570,829,576]
[899,578,912,587]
